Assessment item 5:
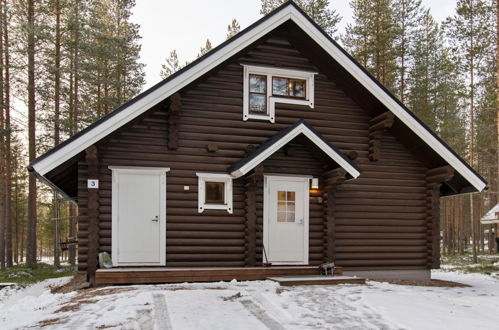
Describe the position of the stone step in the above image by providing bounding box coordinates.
[267,275,366,286]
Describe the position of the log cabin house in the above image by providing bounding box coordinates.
[29,2,487,285]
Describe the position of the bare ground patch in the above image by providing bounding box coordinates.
[36,317,69,327]
[54,286,136,314]
[51,274,88,294]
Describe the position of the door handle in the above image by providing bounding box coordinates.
[152,216,159,222]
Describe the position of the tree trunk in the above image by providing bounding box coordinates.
[54,0,61,146]
[495,0,499,254]
[52,0,61,269]
[4,0,12,267]
[26,0,38,268]
[0,0,5,271]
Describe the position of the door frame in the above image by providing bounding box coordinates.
[109,166,170,267]
[263,174,310,265]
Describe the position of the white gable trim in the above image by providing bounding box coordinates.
[31,4,486,192]
[230,122,360,179]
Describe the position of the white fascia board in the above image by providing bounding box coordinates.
[231,123,360,179]
[287,8,486,192]
[31,8,295,177]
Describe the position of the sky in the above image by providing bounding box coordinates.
[131,1,457,90]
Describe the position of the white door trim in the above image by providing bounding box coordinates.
[110,166,170,266]
[263,175,309,265]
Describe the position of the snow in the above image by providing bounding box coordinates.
[1,271,498,329]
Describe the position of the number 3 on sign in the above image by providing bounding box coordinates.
[88,179,99,189]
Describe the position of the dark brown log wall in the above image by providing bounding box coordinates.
[77,30,431,271]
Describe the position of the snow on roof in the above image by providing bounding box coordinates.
[480,204,499,224]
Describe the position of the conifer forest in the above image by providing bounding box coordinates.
[0,0,497,270]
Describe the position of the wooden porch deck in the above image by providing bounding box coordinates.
[95,266,344,285]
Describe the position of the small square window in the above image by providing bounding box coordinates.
[197,173,233,214]
[205,182,225,204]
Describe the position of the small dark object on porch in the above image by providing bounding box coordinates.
[319,262,335,276]
[262,262,272,267]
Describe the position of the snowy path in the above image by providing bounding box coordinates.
[0,271,498,329]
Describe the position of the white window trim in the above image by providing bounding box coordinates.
[197,173,233,214]
[243,65,316,123]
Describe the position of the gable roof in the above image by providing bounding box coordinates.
[229,120,361,178]
[29,1,487,192]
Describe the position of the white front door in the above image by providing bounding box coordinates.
[110,167,169,266]
[264,175,309,264]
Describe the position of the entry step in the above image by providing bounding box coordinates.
[267,275,366,286]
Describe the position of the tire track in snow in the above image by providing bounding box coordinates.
[153,293,173,330]
[240,299,286,330]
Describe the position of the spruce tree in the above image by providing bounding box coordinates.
[160,50,182,79]
[260,0,341,36]
[197,39,212,58]
[226,18,240,40]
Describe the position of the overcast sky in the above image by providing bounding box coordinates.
[131,1,457,90]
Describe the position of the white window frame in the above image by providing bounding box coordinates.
[197,173,233,214]
[243,65,317,123]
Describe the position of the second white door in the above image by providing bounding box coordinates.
[264,175,309,264]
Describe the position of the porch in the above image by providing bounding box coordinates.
[95,265,345,285]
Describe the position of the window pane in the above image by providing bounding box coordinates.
[249,94,266,113]
[287,210,295,222]
[278,212,287,222]
[291,80,305,97]
[205,182,225,204]
[272,78,289,96]
[277,201,286,213]
[250,75,266,93]
[277,191,286,201]
[286,191,295,201]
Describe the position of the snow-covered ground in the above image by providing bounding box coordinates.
[0,271,498,330]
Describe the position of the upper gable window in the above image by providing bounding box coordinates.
[243,65,316,123]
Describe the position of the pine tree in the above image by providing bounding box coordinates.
[26,0,38,268]
[226,18,240,40]
[392,0,424,102]
[407,10,439,130]
[343,0,397,90]
[3,0,13,268]
[260,0,341,36]
[444,0,495,262]
[445,0,495,167]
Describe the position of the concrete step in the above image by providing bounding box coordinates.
[267,275,366,286]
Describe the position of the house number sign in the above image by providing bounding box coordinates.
[87,179,99,189]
